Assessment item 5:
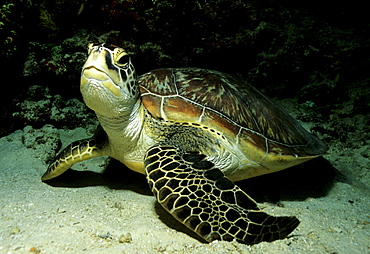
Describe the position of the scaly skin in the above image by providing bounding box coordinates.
[42,128,108,181]
[145,145,300,244]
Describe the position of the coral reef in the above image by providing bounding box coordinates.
[12,85,97,130]
[0,0,368,145]
[0,2,18,56]
[21,125,61,163]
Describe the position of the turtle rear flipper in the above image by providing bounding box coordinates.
[145,145,300,245]
[42,130,109,181]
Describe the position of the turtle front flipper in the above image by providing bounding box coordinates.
[144,145,300,245]
[41,130,109,181]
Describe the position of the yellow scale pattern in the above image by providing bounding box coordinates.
[145,145,300,245]
[41,139,105,181]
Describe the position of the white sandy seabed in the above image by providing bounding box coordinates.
[0,125,369,254]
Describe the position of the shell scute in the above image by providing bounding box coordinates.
[139,67,327,158]
[140,69,178,95]
[236,128,267,162]
[163,97,203,122]
[199,109,240,139]
[139,90,162,119]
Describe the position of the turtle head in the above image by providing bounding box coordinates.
[81,43,138,117]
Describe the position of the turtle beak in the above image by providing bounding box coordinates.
[80,45,123,97]
[81,66,122,97]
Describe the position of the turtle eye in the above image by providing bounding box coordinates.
[116,54,130,68]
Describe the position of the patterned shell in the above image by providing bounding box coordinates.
[138,68,327,164]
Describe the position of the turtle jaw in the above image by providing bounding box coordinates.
[81,66,123,97]
[80,74,133,118]
[80,64,137,117]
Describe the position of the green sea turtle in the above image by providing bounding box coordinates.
[42,43,327,245]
